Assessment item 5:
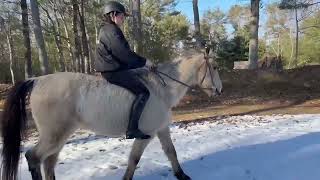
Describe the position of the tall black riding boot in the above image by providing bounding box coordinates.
[126,94,151,139]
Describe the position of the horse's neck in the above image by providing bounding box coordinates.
[158,55,202,107]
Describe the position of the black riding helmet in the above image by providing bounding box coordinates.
[104,1,130,16]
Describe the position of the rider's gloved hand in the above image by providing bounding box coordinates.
[148,65,157,72]
[145,60,157,72]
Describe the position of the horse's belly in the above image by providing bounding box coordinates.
[76,87,171,136]
[78,99,132,136]
[79,101,170,136]
[139,97,172,134]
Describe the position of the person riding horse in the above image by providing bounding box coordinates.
[95,1,154,139]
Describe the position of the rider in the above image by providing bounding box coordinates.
[95,1,152,139]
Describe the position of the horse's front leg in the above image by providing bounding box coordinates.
[157,126,191,180]
[123,138,152,180]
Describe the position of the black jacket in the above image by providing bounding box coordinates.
[95,22,146,72]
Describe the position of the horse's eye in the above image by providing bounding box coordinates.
[213,67,217,70]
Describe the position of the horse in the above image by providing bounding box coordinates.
[1,48,222,180]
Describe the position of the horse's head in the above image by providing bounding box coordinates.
[197,46,223,97]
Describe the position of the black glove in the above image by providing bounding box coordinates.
[149,64,157,72]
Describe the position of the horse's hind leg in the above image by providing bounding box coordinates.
[26,139,63,180]
[157,127,191,180]
[43,152,60,180]
[25,144,44,180]
[25,125,76,180]
[123,138,152,180]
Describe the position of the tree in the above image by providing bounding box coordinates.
[248,0,260,69]
[1,15,15,83]
[228,5,250,32]
[21,0,33,78]
[131,0,143,54]
[79,0,91,73]
[72,0,83,72]
[0,0,192,83]
[30,0,50,75]
[56,1,75,71]
[265,3,291,58]
[138,0,189,62]
[201,8,227,42]
[279,0,320,67]
[41,3,66,72]
[299,8,320,65]
[192,0,202,47]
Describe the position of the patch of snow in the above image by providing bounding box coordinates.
[2,114,320,180]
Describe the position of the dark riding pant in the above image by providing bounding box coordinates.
[102,70,149,96]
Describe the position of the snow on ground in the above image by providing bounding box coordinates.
[9,114,320,179]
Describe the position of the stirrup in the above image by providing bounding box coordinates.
[126,129,150,139]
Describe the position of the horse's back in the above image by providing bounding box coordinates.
[29,73,105,131]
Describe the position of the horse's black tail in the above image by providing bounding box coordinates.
[1,80,35,180]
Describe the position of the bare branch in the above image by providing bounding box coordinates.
[300,25,320,30]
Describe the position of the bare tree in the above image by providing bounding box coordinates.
[294,0,299,67]
[59,10,74,71]
[72,0,83,72]
[1,15,15,83]
[21,0,33,78]
[279,0,320,67]
[131,0,143,54]
[248,0,259,69]
[30,0,50,75]
[79,0,91,74]
[42,5,66,72]
[192,0,202,47]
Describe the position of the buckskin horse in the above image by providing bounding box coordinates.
[1,48,222,180]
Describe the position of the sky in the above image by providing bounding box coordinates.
[176,0,250,20]
[175,0,280,35]
[176,0,280,20]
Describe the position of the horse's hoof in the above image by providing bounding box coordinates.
[175,171,191,180]
[126,130,151,139]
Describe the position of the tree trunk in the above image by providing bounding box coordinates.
[6,24,15,84]
[21,0,33,79]
[294,2,299,67]
[248,0,259,69]
[132,0,143,54]
[94,0,100,44]
[127,0,135,48]
[59,12,74,71]
[289,27,294,68]
[53,3,67,72]
[192,0,202,48]
[30,0,50,75]
[277,32,281,57]
[72,0,83,72]
[43,6,66,72]
[92,0,100,72]
[79,0,90,74]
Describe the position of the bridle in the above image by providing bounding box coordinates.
[153,46,216,91]
[201,46,216,90]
